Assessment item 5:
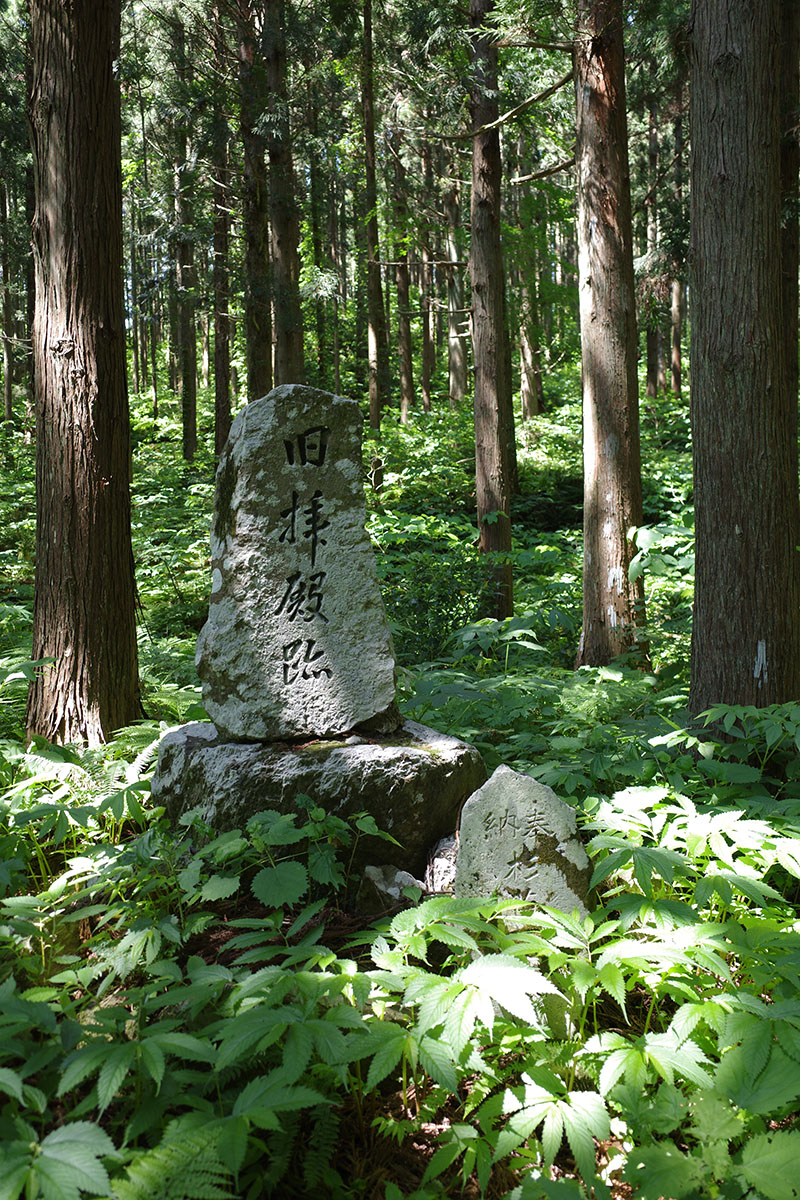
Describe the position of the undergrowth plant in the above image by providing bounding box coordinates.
[1,388,800,1197]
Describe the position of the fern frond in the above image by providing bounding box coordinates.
[303,1105,341,1189]
[112,1129,235,1200]
[263,1112,300,1194]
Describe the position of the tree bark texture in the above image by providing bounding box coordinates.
[645,97,659,399]
[689,0,800,711]
[362,0,389,428]
[171,18,197,461]
[0,182,13,423]
[671,107,684,397]
[445,182,467,407]
[238,1,272,400]
[27,0,140,745]
[264,0,304,385]
[212,64,231,458]
[392,127,414,423]
[781,0,800,415]
[574,0,647,667]
[470,0,513,619]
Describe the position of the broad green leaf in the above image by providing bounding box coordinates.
[460,954,560,1023]
[251,862,308,908]
[217,1115,249,1176]
[739,1131,800,1199]
[232,1072,329,1118]
[36,1122,114,1199]
[717,1043,800,1114]
[364,1023,409,1091]
[418,1034,459,1093]
[624,1143,699,1199]
[199,874,240,902]
[0,1146,31,1200]
[97,1044,136,1113]
[0,1067,23,1103]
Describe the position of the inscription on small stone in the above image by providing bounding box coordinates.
[454,765,591,913]
[196,384,400,740]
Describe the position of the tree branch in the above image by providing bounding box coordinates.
[510,153,575,184]
[440,69,574,142]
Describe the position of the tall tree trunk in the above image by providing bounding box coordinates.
[27,0,139,745]
[671,103,684,397]
[238,1,272,400]
[445,181,467,407]
[420,137,435,412]
[172,18,197,461]
[0,183,13,423]
[392,125,415,423]
[128,185,140,396]
[308,94,327,389]
[327,169,342,393]
[470,0,513,619]
[690,0,800,711]
[645,95,659,398]
[574,0,647,667]
[781,0,800,413]
[212,21,231,459]
[264,0,304,384]
[362,0,388,428]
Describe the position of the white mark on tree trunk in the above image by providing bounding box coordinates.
[607,605,618,628]
[754,639,768,688]
[607,565,624,594]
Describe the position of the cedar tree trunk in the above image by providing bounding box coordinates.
[470,0,513,619]
[689,0,800,711]
[574,0,647,666]
[27,0,139,745]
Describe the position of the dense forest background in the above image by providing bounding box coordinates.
[0,2,799,1199]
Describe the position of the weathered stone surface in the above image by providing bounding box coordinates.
[454,765,591,913]
[425,835,458,894]
[196,384,400,740]
[354,865,425,914]
[150,719,487,876]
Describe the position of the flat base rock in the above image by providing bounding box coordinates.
[454,765,591,914]
[151,719,487,877]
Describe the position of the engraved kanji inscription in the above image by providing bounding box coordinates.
[274,571,328,622]
[279,491,299,546]
[282,638,333,685]
[283,425,329,467]
[303,491,329,568]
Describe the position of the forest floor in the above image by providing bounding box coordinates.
[0,373,797,1200]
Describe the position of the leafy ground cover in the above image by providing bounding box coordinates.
[0,382,799,1199]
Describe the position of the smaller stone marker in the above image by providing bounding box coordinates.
[454,765,591,913]
[196,384,400,741]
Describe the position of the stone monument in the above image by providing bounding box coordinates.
[196,386,399,740]
[454,765,591,913]
[151,385,486,877]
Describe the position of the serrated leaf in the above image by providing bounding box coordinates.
[444,990,479,1057]
[0,1067,23,1103]
[364,1023,409,1091]
[97,1044,136,1113]
[139,1040,165,1092]
[624,1143,699,1199]
[460,954,560,1023]
[58,1044,110,1097]
[217,1115,249,1176]
[232,1072,329,1118]
[199,874,241,902]
[717,1043,800,1114]
[251,862,308,908]
[419,1034,459,1092]
[36,1122,114,1197]
[739,1131,800,1199]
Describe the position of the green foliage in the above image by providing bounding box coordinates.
[2,349,800,1199]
